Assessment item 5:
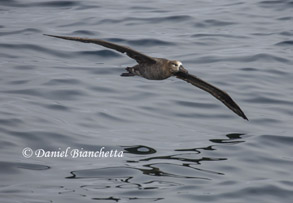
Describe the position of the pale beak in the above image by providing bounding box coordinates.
[179,65,188,74]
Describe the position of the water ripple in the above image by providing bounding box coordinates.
[0,118,23,127]
[0,43,69,57]
[98,15,192,24]
[0,161,50,173]
[68,167,140,179]
[186,53,291,64]
[244,95,293,105]
[175,100,218,108]
[0,28,40,36]
[1,88,86,100]
[194,19,236,28]
[259,0,293,10]
[275,40,293,46]
[44,104,71,111]
[1,0,80,8]
[192,33,248,39]
[97,112,130,123]
[43,78,82,86]
[72,30,97,36]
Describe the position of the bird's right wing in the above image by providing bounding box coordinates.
[44,34,157,64]
[175,71,248,120]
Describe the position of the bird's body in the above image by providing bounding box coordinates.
[125,58,179,80]
[44,34,248,120]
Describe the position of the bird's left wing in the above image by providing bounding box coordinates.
[44,34,157,64]
[175,71,248,120]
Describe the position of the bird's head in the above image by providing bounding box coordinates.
[169,60,188,74]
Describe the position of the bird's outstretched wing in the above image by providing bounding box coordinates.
[175,71,248,120]
[44,34,157,64]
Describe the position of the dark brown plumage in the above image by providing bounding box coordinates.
[44,34,248,120]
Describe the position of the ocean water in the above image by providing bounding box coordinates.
[1,0,293,202]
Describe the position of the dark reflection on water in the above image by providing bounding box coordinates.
[60,133,249,201]
[68,133,244,184]
[92,197,164,202]
[1,0,293,202]
[124,145,157,155]
[210,133,245,144]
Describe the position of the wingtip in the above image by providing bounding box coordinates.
[230,100,248,121]
[239,111,248,121]
[243,115,249,121]
[43,34,57,38]
[43,34,71,41]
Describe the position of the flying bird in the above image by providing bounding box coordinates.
[44,34,248,120]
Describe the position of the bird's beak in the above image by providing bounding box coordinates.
[179,65,188,74]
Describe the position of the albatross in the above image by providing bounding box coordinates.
[44,34,248,120]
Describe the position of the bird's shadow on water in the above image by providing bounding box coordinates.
[67,133,245,180]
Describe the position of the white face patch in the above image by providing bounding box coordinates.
[175,61,182,71]
[170,60,183,72]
